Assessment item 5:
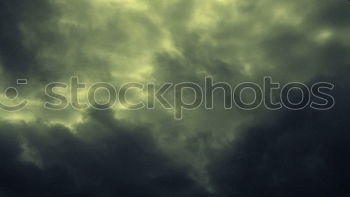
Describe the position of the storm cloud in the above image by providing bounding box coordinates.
[0,0,349,196]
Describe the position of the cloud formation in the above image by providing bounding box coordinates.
[0,0,349,196]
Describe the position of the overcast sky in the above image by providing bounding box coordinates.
[0,0,350,196]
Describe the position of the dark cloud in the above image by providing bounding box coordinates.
[205,1,350,196]
[208,24,350,197]
[0,109,209,197]
[309,0,350,28]
[0,0,63,83]
[209,78,350,197]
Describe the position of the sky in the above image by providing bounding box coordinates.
[0,0,350,196]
